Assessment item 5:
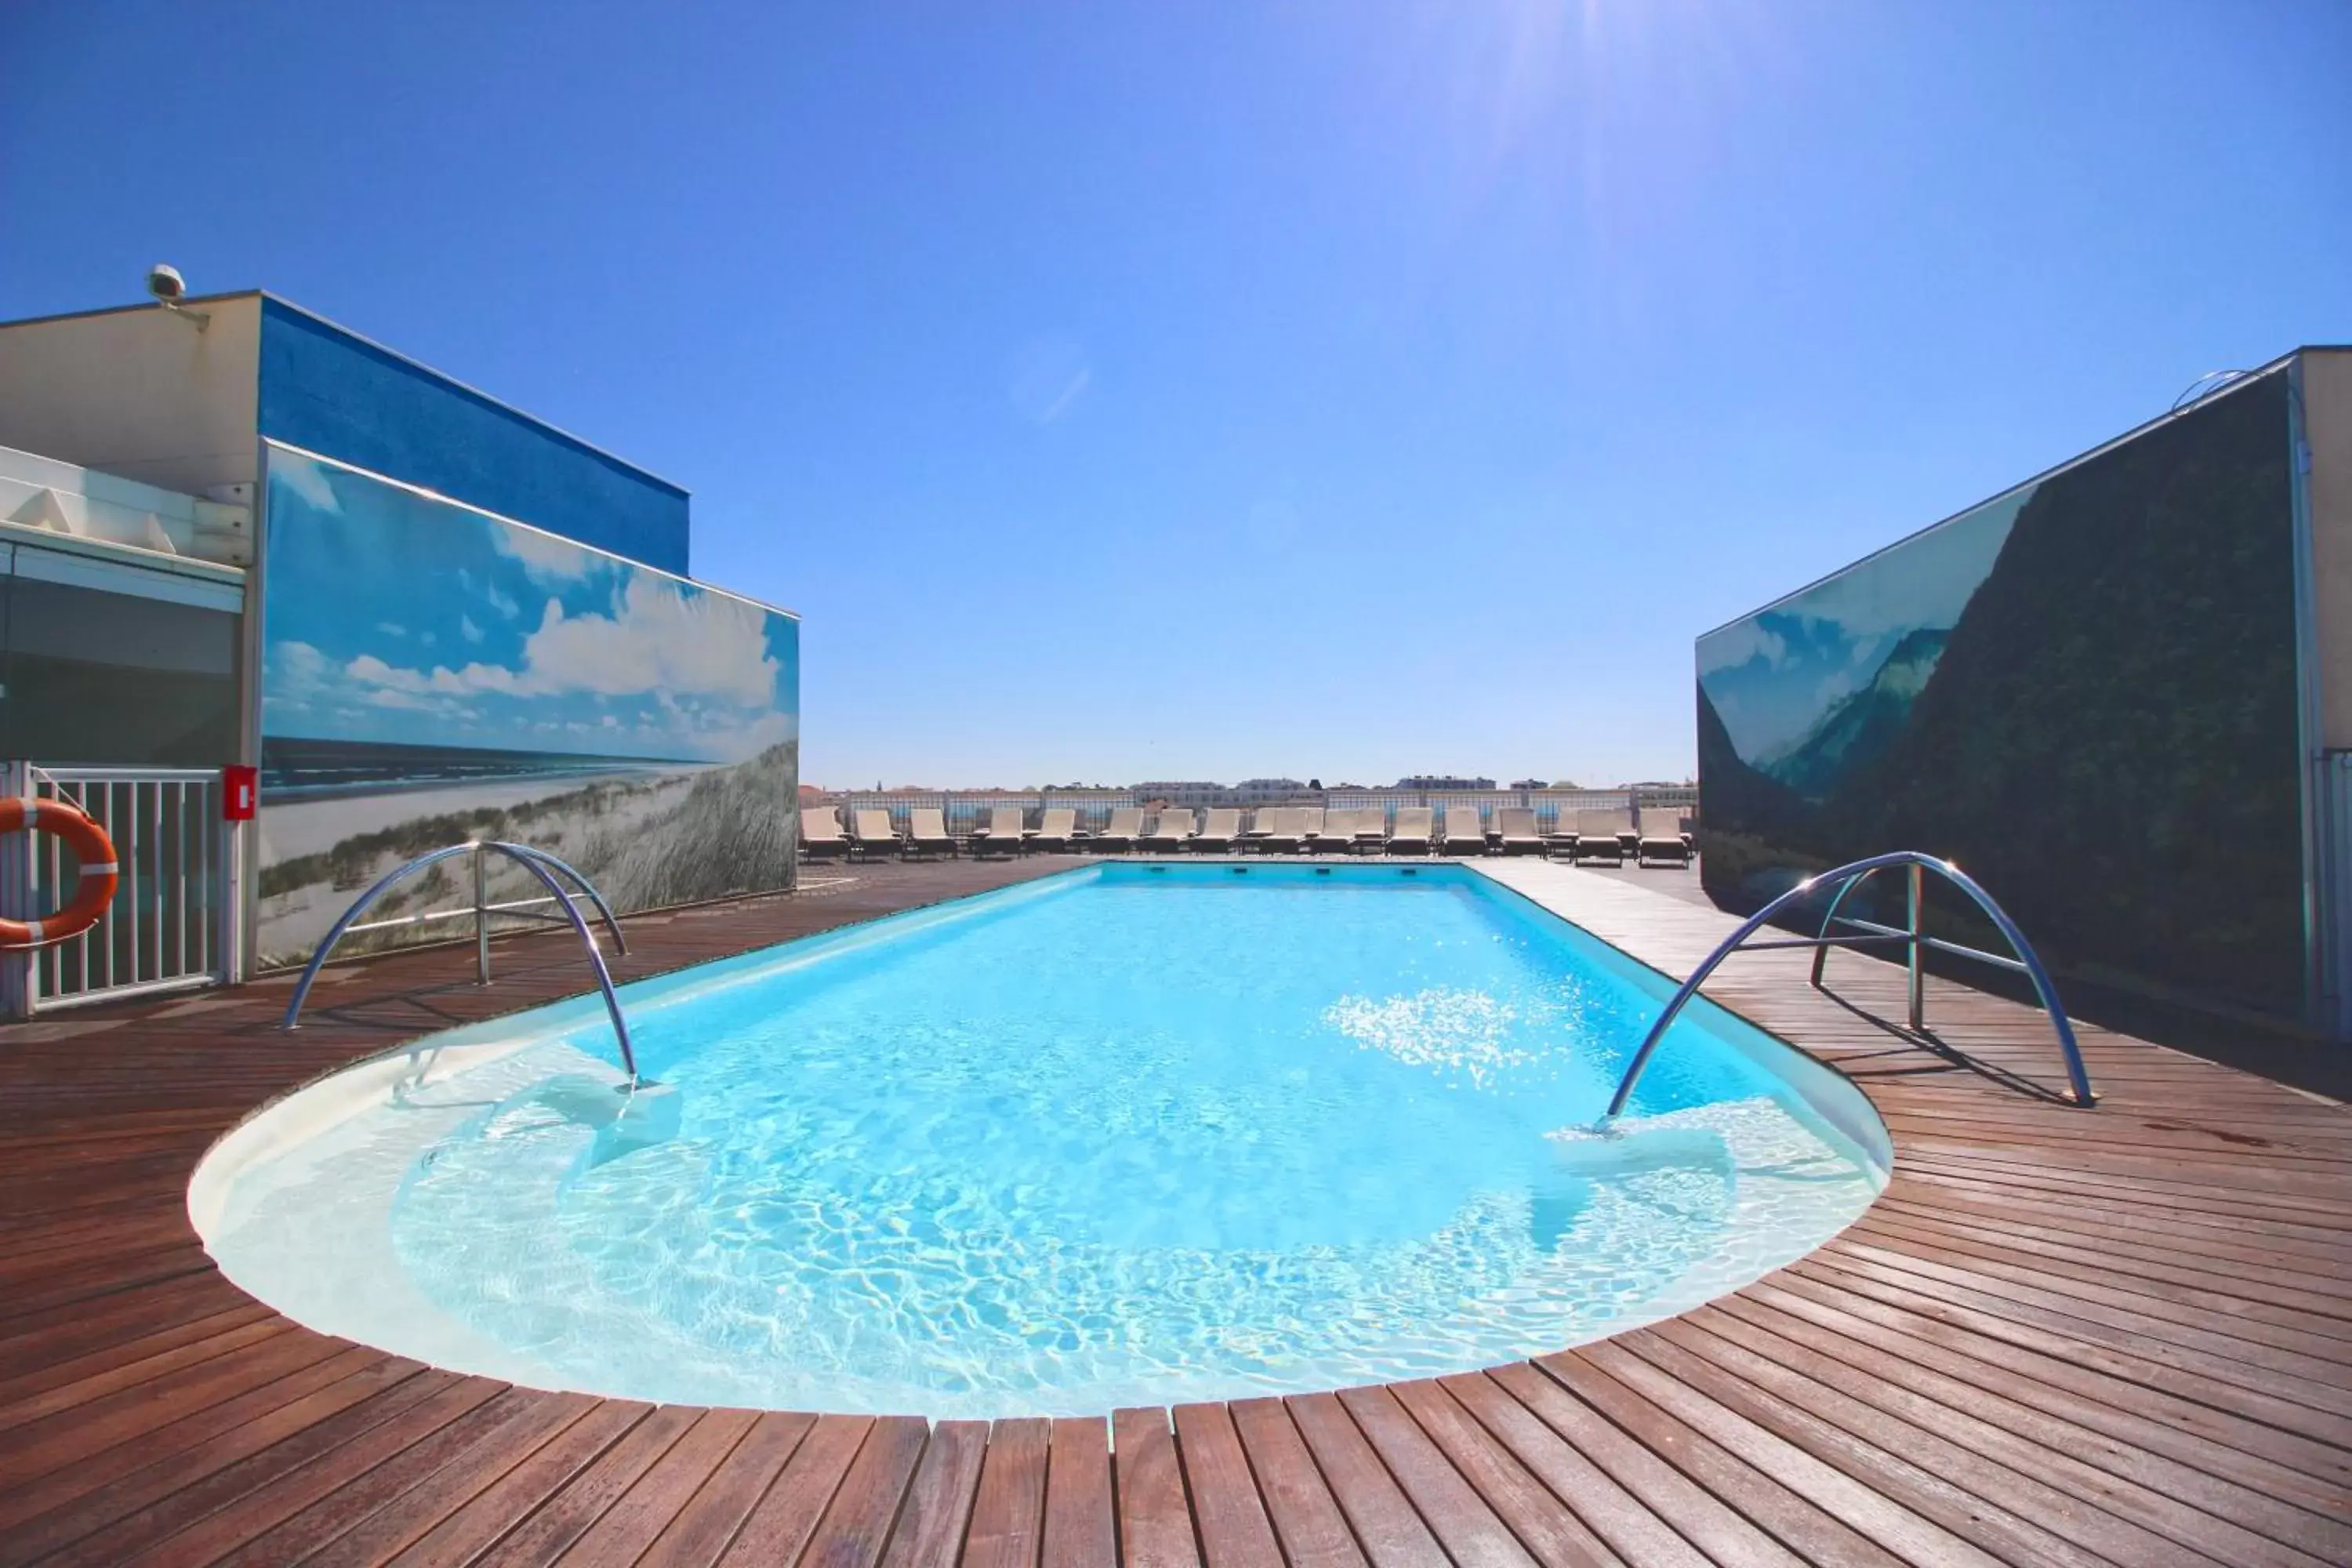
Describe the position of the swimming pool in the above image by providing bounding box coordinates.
[194,863,1888,1417]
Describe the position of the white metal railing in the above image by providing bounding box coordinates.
[1,763,232,1016]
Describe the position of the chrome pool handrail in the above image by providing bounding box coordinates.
[280,840,640,1084]
[1600,850,2090,1123]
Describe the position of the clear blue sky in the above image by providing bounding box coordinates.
[5,2,2347,789]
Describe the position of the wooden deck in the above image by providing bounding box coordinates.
[2,856,2347,1566]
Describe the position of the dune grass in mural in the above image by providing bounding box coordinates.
[1696,371,2303,1014]
[256,446,799,966]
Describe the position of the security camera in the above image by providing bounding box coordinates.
[147,263,208,330]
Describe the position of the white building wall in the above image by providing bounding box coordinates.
[0,442,249,568]
[0,296,262,499]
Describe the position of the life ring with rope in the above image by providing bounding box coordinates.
[0,798,118,948]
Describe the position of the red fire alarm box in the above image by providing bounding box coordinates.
[223,764,258,822]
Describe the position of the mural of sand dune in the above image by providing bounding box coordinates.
[256,445,800,966]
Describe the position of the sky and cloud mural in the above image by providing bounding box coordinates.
[256,446,798,965]
[1697,488,2026,780]
[1695,371,2307,1018]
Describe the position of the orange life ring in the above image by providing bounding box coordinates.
[0,799,118,948]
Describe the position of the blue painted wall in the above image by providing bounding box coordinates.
[256,297,689,574]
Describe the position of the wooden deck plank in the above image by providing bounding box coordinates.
[0,857,2345,1566]
[1730,1280,2352,1534]
[1829,1230,2352,1392]
[1112,1406,1202,1568]
[1171,1402,1284,1568]
[0,1306,283,1434]
[1661,1307,2307,1566]
[1482,1360,1813,1568]
[791,1413,930,1568]
[201,1391,598,1567]
[1862,1203,2352,1324]
[1574,1339,2013,1568]
[0,1343,405,1539]
[1437,1371,1720,1568]
[31,1367,466,1568]
[635,1410,817,1566]
[0,1352,425,1563]
[546,1406,763,1566]
[112,1375,510,1568]
[1228,1397,1370,1568]
[1799,1247,2352,1433]
[879,1417,991,1568]
[716,1413,875,1566]
[462,1401,701,1564]
[1042,1415,1118,1568]
[292,1396,633,1567]
[1283,1392,1450,1568]
[0,1318,321,1482]
[1617,1326,2142,1568]
[1528,1352,1908,1568]
[1332,1384,1537,1568]
[962,1417,1051,1568]
[1383,1377,1621,1567]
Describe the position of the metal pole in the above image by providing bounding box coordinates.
[1907,859,1926,1031]
[473,841,492,985]
[0,762,27,1022]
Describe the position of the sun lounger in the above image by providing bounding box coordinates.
[1308,808,1357,854]
[1352,809,1390,853]
[851,808,904,862]
[1193,808,1242,854]
[1497,807,1545,856]
[1440,807,1486,856]
[1027,808,1077,854]
[1387,806,1434,855]
[1572,808,1628,865]
[1254,808,1305,855]
[1088,806,1144,853]
[1637,808,1693,866]
[1140,808,1196,854]
[972,805,1026,859]
[800,808,853,861]
[905,807,958,859]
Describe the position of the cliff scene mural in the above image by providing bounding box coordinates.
[257,446,800,967]
[1697,370,2303,1015]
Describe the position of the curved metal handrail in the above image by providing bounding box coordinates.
[281,840,640,1084]
[1601,850,2089,1123]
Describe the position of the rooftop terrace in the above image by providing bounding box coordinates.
[2,860,2344,1565]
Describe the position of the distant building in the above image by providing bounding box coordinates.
[1131,779,1311,807]
[1509,779,1552,790]
[1393,775,1497,791]
[1130,780,1225,808]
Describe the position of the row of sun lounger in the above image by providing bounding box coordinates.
[804,805,1693,866]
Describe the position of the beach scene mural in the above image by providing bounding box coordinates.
[256,445,799,966]
[1696,369,2305,1014]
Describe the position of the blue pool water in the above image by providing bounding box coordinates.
[214,865,1885,1415]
